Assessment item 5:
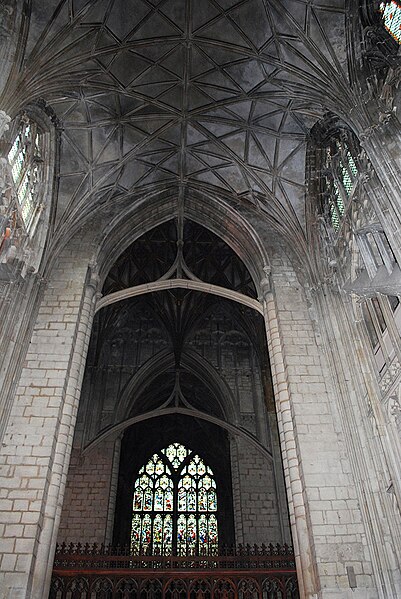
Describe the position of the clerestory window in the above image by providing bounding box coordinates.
[380,1,401,44]
[7,115,44,233]
[322,137,358,232]
[131,443,218,556]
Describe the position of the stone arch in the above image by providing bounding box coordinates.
[93,186,270,297]
[83,407,273,464]
[113,348,239,427]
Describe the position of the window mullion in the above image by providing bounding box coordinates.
[173,475,178,555]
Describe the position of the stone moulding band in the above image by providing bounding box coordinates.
[95,278,263,315]
[82,406,273,463]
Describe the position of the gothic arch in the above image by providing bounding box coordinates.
[83,407,273,465]
[93,188,271,296]
[114,349,239,427]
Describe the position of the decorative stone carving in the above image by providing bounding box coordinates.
[389,394,401,434]
[380,66,401,111]
[259,265,271,299]
[380,357,401,393]
[0,110,11,139]
[362,24,401,75]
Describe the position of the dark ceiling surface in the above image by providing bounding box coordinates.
[0,0,352,245]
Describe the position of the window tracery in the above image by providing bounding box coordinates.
[322,137,358,232]
[131,443,218,556]
[380,1,401,44]
[0,112,47,272]
[311,118,401,377]
[7,116,43,232]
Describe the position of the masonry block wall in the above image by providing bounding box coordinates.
[264,249,378,598]
[57,438,115,544]
[230,436,283,545]
[0,235,95,598]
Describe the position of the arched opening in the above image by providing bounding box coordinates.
[53,216,297,595]
[130,441,218,556]
[113,415,235,552]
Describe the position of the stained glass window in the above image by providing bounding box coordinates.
[131,443,218,555]
[380,1,401,44]
[7,115,43,232]
[323,139,358,232]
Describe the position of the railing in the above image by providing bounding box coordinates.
[50,543,299,598]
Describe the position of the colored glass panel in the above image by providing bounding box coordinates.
[162,443,188,469]
[177,514,186,553]
[324,140,358,231]
[145,460,155,475]
[131,444,218,555]
[159,474,170,489]
[188,489,196,511]
[131,514,141,552]
[139,474,149,489]
[153,514,163,550]
[178,486,186,511]
[7,118,43,231]
[208,489,217,511]
[142,515,152,550]
[380,1,401,43]
[199,515,208,545]
[165,489,173,511]
[154,488,163,511]
[134,490,142,511]
[198,488,207,511]
[155,460,164,475]
[187,515,197,550]
[209,515,218,546]
[182,474,192,489]
[144,488,153,511]
[203,475,212,490]
[163,515,173,553]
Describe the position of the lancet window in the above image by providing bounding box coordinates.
[131,443,218,556]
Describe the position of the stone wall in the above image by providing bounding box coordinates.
[230,437,284,545]
[262,249,379,598]
[0,236,96,598]
[57,439,115,544]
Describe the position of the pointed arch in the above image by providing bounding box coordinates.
[131,443,218,555]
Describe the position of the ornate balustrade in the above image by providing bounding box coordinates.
[50,543,299,598]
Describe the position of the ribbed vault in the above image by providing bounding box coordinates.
[0,0,354,250]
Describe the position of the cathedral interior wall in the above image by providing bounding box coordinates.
[57,439,115,545]
[1,5,401,593]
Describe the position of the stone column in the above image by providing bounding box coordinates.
[356,112,401,248]
[105,435,122,545]
[34,267,99,599]
[262,288,315,599]
[261,258,379,599]
[0,236,95,599]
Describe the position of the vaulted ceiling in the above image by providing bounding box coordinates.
[1,0,356,247]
